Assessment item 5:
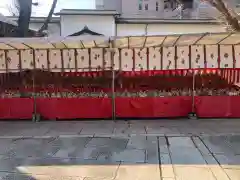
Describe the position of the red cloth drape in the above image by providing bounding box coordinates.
[0,98,33,119]
[0,96,240,119]
[116,97,192,118]
[36,98,112,119]
[195,96,240,118]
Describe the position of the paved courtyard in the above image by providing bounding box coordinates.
[0,120,239,179]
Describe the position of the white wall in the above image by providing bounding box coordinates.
[117,24,146,36]
[117,23,226,36]
[147,24,226,35]
[61,15,115,36]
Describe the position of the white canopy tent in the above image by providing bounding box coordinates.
[0,32,239,120]
[0,32,239,50]
[0,32,239,74]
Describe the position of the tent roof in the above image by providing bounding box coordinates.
[0,32,239,50]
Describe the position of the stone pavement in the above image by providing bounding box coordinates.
[0,119,239,137]
[0,120,239,179]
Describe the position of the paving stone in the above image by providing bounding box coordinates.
[0,139,14,155]
[0,172,36,180]
[158,137,169,154]
[168,137,195,148]
[80,124,114,136]
[174,166,216,180]
[31,175,84,180]
[112,149,145,163]
[86,138,116,147]
[160,154,172,165]
[224,135,240,155]
[146,127,179,135]
[2,138,58,158]
[45,123,81,136]
[205,166,230,180]
[199,155,230,180]
[115,163,161,180]
[51,137,91,147]
[161,165,175,179]
[224,168,240,180]
[201,136,233,155]
[214,154,240,169]
[2,158,119,179]
[192,137,211,155]
[128,125,146,134]
[86,137,128,152]
[170,149,206,165]
[126,136,147,149]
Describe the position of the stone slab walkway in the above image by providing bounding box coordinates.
[0,119,239,138]
[0,120,238,179]
[0,135,239,180]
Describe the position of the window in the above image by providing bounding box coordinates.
[156,1,159,11]
[138,0,143,10]
[182,0,193,9]
[164,0,171,9]
[145,3,148,10]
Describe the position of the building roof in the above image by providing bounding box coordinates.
[116,17,219,24]
[69,26,103,36]
[0,14,39,37]
[7,16,60,23]
[55,9,120,16]
[0,14,18,26]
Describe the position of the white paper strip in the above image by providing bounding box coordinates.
[176,46,189,69]
[21,49,34,70]
[220,45,233,68]
[113,49,120,70]
[191,45,204,69]
[149,47,161,70]
[76,49,89,72]
[6,50,19,72]
[235,45,240,68]
[135,48,147,71]
[49,49,62,72]
[162,47,175,70]
[91,48,103,71]
[206,45,218,68]
[35,50,48,70]
[63,49,75,72]
[121,49,133,71]
[0,50,6,73]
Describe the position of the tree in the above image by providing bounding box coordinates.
[16,0,58,37]
[176,0,240,31]
[205,0,240,31]
[38,0,58,34]
[17,0,33,37]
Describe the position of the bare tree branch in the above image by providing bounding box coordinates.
[206,0,240,31]
[38,0,58,34]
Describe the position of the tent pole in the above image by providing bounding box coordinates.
[32,70,37,122]
[191,70,195,114]
[111,67,116,121]
[110,40,116,121]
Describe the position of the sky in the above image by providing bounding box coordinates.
[0,0,95,16]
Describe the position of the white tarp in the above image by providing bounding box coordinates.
[0,32,239,50]
[0,32,238,73]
